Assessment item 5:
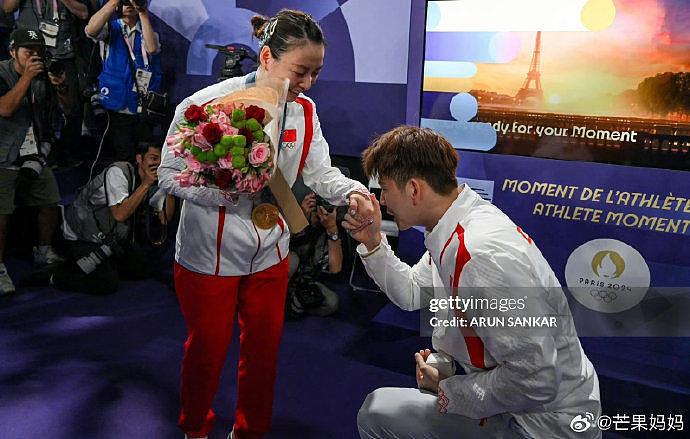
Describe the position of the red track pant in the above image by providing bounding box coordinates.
[174,258,289,438]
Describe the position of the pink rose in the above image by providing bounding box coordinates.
[193,132,213,151]
[223,125,239,136]
[248,143,270,166]
[209,111,229,125]
[217,153,233,169]
[185,155,202,172]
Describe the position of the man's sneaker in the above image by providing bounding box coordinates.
[33,245,65,268]
[0,263,16,296]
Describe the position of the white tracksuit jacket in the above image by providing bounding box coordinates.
[159,73,367,276]
[357,185,601,438]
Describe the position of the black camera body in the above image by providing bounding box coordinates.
[44,57,65,76]
[121,0,147,8]
[316,195,336,213]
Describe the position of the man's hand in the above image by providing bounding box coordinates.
[415,349,441,393]
[317,205,337,234]
[24,56,45,80]
[139,162,157,186]
[347,192,374,225]
[300,193,316,218]
[343,194,382,251]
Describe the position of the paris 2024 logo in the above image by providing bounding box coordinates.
[565,239,650,313]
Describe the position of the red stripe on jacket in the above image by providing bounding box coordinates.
[275,217,285,260]
[214,206,226,275]
[294,97,313,177]
[447,223,487,370]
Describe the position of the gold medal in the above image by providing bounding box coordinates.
[252,203,280,230]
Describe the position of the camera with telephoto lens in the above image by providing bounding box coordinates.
[16,136,49,179]
[75,240,124,275]
[16,152,47,179]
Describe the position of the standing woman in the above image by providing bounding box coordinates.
[158,9,373,439]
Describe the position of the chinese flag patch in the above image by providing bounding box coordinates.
[283,129,297,143]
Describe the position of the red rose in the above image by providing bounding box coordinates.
[239,128,254,144]
[245,105,266,123]
[184,104,207,123]
[202,122,223,145]
[214,168,233,189]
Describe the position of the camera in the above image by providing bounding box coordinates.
[75,241,124,274]
[44,57,64,76]
[205,44,257,82]
[316,195,336,213]
[290,264,324,309]
[16,153,47,179]
[82,84,105,115]
[16,138,49,179]
[121,0,147,7]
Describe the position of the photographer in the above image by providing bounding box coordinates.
[3,0,89,119]
[287,189,343,317]
[0,29,69,296]
[50,142,175,295]
[85,0,161,162]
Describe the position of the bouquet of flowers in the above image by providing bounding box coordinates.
[166,80,287,194]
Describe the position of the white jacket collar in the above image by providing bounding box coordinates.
[423,184,477,256]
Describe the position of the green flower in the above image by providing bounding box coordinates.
[252,130,264,142]
[232,108,245,122]
[231,120,246,129]
[190,146,202,157]
[213,143,226,157]
[232,155,246,168]
[220,135,234,147]
[245,118,261,132]
[232,135,247,148]
[232,145,245,157]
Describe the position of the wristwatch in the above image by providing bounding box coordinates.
[328,231,339,241]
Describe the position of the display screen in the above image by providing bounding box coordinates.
[420,0,690,170]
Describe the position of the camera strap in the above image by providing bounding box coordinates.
[120,19,149,69]
[121,20,152,103]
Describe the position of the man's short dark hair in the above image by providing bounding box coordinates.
[135,141,161,157]
[362,126,458,195]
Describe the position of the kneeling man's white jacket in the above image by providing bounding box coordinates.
[358,185,601,438]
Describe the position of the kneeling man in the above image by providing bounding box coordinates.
[347,126,601,438]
